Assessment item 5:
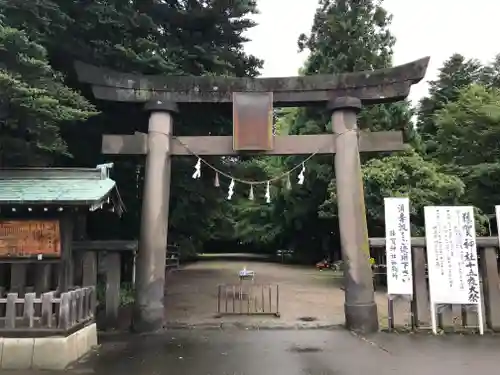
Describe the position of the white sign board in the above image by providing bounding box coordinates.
[424,206,481,306]
[384,197,413,296]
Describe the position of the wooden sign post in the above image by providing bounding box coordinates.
[75,57,430,333]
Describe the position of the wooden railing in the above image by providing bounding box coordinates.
[368,237,500,331]
[0,287,96,337]
[0,241,136,331]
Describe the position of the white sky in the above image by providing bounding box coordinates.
[244,0,500,105]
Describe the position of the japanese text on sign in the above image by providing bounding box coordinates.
[424,206,481,305]
[384,197,413,295]
[0,220,61,257]
[461,210,480,303]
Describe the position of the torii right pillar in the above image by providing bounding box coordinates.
[329,96,378,333]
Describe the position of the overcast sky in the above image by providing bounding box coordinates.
[244,0,499,104]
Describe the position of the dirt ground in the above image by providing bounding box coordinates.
[163,260,413,328]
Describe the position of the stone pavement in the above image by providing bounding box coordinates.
[7,329,500,375]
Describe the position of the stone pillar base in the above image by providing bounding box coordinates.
[0,323,98,370]
[132,303,165,333]
[344,302,379,334]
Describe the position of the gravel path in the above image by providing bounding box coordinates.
[163,260,412,328]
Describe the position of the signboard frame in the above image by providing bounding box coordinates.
[384,197,413,296]
[424,206,484,335]
[0,219,61,258]
[384,197,415,330]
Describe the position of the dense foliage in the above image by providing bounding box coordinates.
[1,0,499,261]
[0,0,261,255]
[228,0,471,261]
[0,16,96,166]
[227,0,500,259]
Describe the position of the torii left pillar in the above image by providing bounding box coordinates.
[329,97,378,333]
[132,100,177,332]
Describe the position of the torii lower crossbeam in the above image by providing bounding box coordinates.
[102,131,407,156]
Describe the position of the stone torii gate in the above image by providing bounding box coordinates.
[74,57,429,333]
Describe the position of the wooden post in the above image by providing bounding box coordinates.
[82,252,97,287]
[72,213,87,285]
[35,264,52,295]
[10,264,27,294]
[41,292,54,327]
[105,252,121,329]
[5,293,17,328]
[329,97,378,333]
[132,100,176,332]
[23,292,35,327]
[480,247,500,330]
[58,292,70,330]
[58,213,74,293]
[412,247,430,325]
[0,264,7,291]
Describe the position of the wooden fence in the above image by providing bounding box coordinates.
[369,237,500,331]
[0,241,134,331]
[0,240,182,331]
[0,287,95,337]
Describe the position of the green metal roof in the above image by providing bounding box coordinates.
[0,178,116,204]
[0,164,125,214]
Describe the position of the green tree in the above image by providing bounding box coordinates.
[232,0,414,260]
[151,0,261,77]
[298,0,394,74]
[0,18,96,167]
[480,53,500,89]
[432,84,500,214]
[297,0,417,143]
[1,0,173,73]
[413,53,500,232]
[232,1,478,262]
[416,54,484,156]
[0,0,262,253]
[319,151,466,236]
[415,53,500,155]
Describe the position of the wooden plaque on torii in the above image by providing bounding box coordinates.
[232,92,274,151]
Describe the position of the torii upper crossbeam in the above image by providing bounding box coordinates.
[74,57,429,106]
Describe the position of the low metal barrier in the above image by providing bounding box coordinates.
[166,251,180,271]
[216,284,280,317]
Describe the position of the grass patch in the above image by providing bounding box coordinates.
[96,281,135,308]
